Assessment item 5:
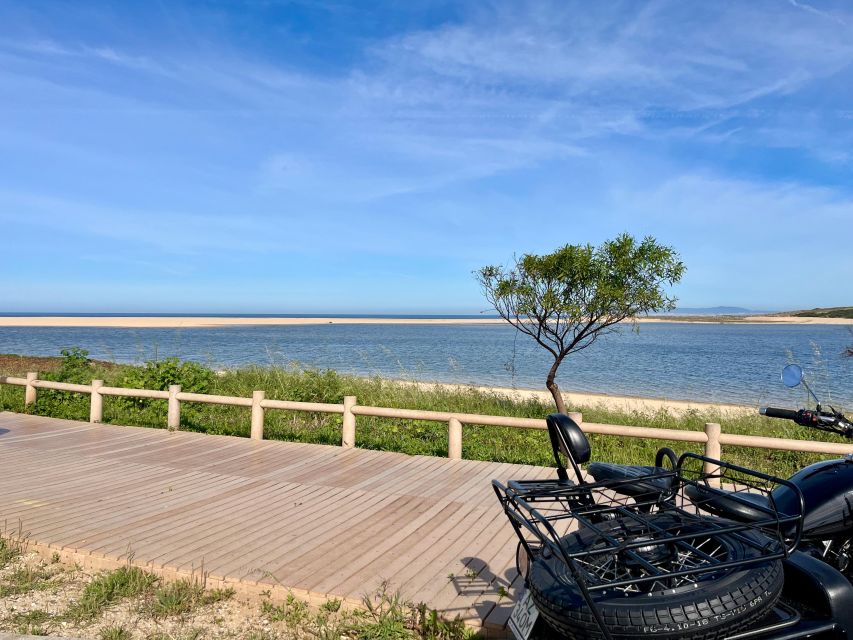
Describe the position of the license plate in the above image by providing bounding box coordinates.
[507,587,539,640]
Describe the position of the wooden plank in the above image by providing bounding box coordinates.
[80,475,271,555]
[150,480,340,569]
[0,411,555,635]
[53,472,258,552]
[216,489,399,581]
[328,497,489,597]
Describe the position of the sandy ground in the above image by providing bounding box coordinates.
[0,316,507,328]
[0,315,851,328]
[741,315,853,324]
[0,551,361,640]
[397,380,756,416]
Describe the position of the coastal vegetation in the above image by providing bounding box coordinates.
[0,350,846,479]
[793,306,853,319]
[477,233,685,413]
[0,530,469,639]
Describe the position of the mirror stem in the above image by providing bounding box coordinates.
[802,379,821,410]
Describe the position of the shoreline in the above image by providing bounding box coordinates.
[0,314,851,328]
[0,351,755,415]
[390,379,756,416]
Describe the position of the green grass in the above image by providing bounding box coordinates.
[100,626,133,640]
[0,564,52,596]
[1,351,847,479]
[0,552,472,640]
[6,608,53,635]
[66,565,159,621]
[146,579,235,618]
[259,586,475,640]
[0,536,22,569]
[146,630,205,640]
[261,593,310,626]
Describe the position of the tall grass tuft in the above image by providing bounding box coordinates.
[66,565,159,621]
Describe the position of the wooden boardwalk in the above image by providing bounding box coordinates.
[0,412,552,635]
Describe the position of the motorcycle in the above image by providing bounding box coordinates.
[493,365,853,640]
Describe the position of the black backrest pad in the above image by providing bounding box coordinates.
[546,413,591,464]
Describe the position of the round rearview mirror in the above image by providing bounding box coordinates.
[782,364,803,388]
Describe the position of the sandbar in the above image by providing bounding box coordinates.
[0,314,851,328]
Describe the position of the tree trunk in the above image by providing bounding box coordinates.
[545,358,567,414]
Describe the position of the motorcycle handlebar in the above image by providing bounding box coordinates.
[760,406,853,437]
[760,406,800,421]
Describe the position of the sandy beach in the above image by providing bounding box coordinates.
[0,316,505,328]
[739,315,853,325]
[395,379,756,416]
[0,315,851,328]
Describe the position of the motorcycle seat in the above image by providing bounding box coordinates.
[545,414,676,501]
[587,462,675,499]
[684,484,771,522]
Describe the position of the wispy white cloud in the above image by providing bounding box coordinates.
[356,1,853,143]
[5,0,852,191]
[1,0,852,310]
[0,190,279,255]
[788,0,847,26]
[606,172,853,307]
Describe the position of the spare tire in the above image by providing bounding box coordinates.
[528,513,783,640]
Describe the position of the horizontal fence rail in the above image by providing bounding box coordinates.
[2,373,852,474]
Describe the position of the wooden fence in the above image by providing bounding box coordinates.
[2,373,852,473]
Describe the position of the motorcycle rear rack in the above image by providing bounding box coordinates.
[494,453,805,638]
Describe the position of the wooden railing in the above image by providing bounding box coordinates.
[2,372,852,470]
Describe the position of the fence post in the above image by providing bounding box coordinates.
[342,396,357,448]
[251,390,265,440]
[167,385,181,431]
[24,372,38,408]
[90,380,104,423]
[568,411,583,426]
[448,417,463,460]
[704,422,722,488]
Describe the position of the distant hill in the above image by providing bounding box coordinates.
[791,307,853,319]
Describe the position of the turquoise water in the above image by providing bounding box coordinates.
[0,322,851,407]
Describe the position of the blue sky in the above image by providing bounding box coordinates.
[1,0,852,313]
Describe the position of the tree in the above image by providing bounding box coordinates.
[476,233,685,413]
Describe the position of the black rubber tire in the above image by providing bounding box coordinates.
[528,513,784,640]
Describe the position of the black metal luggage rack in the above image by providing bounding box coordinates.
[493,452,805,600]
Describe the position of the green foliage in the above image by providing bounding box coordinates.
[349,582,476,640]
[146,578,234,617]
[100,625,133,640]
[0,564,52,596]
[415,604,476,640]
[477,233,685,411]
[354,588,411,640]
[6,608,54,635]
[794,306,853,319]
[145,629,204,640]
[28,348,98,421]
[67,566,159,621]
[261,592,311,626]
[259,588,475,640]
[56,347,93,382]
[0,536,22,568]
[117,358,214,394]
[321,597,342,613]
[112,357,215,427]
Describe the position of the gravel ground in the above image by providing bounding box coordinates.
[0,552,353,640]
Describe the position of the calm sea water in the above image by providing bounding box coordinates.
[1,322,851,407]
